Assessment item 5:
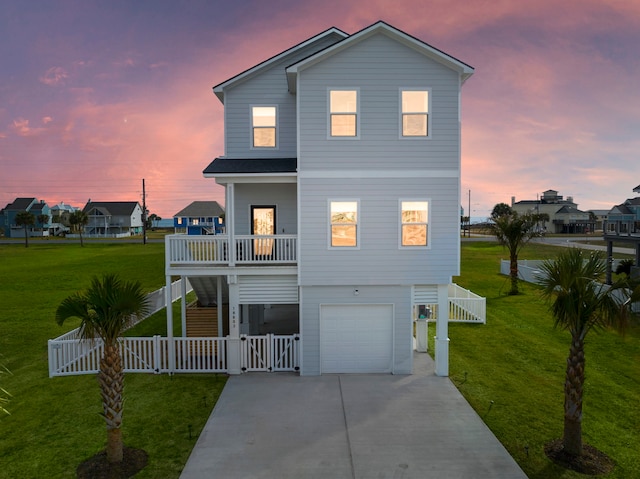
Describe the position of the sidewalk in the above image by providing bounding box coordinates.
[180,353,527,478]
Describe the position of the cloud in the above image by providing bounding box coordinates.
[39,66,69,86]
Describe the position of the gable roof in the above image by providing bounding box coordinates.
[633,184,640,193]
[286,21,474,92]
[174,201,225,218]
[83,201,141,216]
[212,27,348,102]
[5,197,38,211]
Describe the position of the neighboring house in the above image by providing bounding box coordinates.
[603,184,640,274]
[164,21,476,376]
[587,209,608,231]
[173,201,225,235]
[511,189,593,233]
[0,197,51,237]
[49,202,78,236]
[82,201,144,237]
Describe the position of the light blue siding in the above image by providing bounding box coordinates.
[300,285,412,376]
[233,183,297,235]
[223,35,342,158]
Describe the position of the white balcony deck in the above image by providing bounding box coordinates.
[166,234,297,266]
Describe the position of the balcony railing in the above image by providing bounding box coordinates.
[166,234,297,266]
[603,220,640,238]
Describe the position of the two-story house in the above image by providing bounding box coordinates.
[165,21,475,376]
[0,197,51,237]
[173,201,225,235]
[603,184,640,278]
[82,201,144,237]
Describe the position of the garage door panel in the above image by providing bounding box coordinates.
[320,304,393,373]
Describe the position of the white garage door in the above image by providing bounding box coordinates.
[320,304,393,373]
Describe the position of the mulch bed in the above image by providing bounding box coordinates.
[544,439,615,475]
[76,447,148,479]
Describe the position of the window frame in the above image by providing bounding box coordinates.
[328,199,360,249]
[399,199,430,249]
[251,105,278,149]
[328,88,360,139]
[399,88,431,139]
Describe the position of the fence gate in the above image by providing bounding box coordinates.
[241,334,300,372]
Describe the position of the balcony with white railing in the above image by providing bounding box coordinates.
[166,234,297,267]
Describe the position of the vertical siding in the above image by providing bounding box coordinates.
[233,183,297,235]
[300,285,412,376]
[223,35,342,159]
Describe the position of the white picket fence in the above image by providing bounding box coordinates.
[448,283,486,323]
[48,334,299,377]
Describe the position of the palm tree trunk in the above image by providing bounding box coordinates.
[563,334,585,456]
[509,253,519,295]
[99,341,124,463]
[24,225,29,248]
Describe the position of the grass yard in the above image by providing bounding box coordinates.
[444,241,640,478]
[0,243,225,478]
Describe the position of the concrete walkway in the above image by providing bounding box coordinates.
[180,353,527,479]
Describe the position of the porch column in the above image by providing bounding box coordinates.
[434,283,450,377]
[165,275,175,373]
[180,275,187,337]
[227,183,235,267]
[606,240,613,285]
[227,276,241,374]
[217,276,223,336]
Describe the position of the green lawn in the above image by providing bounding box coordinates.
[1,240,638,478]
[445,241,639,478]
[0,243,225,478]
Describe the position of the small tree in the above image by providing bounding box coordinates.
[55,274,149,463]
[15,211,35,248]
[539,249,635,460]
[490,210,538,295]
[37,214,49,233]
[69,210,89,246]
[491,202,513,219]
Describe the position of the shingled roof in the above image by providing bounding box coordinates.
[203,158,297,175]
[83,201,141,216]
[174,201,225,218]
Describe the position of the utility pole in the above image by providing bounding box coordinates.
[467,189,471,237]
[142,178,147,245]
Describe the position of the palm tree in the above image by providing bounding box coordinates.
[491,202,513,219]
[69,210,89,246]
[490,211,539,295]
[37,213,49,233]
[55,274,149,463]
[15,211,35,248]
[538,248,634,457]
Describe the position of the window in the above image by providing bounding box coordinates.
[252,106,277,148]
[400,200,429,247]
[329,90,358,137]
[330,200,358,247]
[401,90,429,137]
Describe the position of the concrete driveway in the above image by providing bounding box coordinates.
[180,353,527,479]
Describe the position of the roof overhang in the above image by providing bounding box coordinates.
[212,27,348,103]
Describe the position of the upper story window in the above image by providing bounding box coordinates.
[252,106,277,148]
[400,200,429,247]
[329,89,358,138]
[330,200,359,248]
[401,89,430,137]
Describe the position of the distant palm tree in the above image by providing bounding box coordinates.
[15,211,35,248]
[491,202,513,219]
[538,249,635,457]
[69,210,89,246]
[490,211,539,295]
[55,274,149,463]
[37,214,49,234]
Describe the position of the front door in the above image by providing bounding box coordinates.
[251,206,276,257]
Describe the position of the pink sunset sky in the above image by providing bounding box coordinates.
[1,0,639,219]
